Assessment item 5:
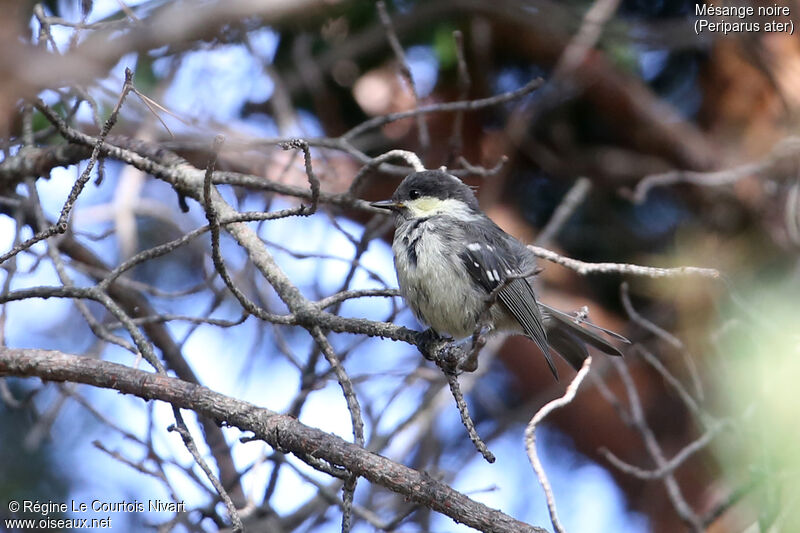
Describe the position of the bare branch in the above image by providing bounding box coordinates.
[620,282,704,400]
[343,77,545,140]
[526,357,593,533]
[446,373,495,463]
[1,70,133,265]
[631,137,800,203]
[528,246,721,279]
[599,419,728,480]
[168,410,242,532]
[348,149,425,197]
[447,30,471,164]
[551,0,621,79]
[278,138,321,214]
[376,1,430,150]
[535,177,592,246]
[610,358,703,531]
[0,347,547,533]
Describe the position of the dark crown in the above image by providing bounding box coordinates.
[393,170,480,210]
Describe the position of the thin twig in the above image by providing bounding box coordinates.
[785,178,800,246]
[0,347,546,533]
[348,149,425,197]
[620,282,704,400]
[448,30,471,164]
[343,77,544,140]
[551,0,621,79]
[457,155,508,177]
[611,358,703,531]
[525,357,593,533]
[168,411,242,532]
[308,327,365,533]
[599,419,728,480]
[528,246,721,279]
[2,69,133,265]
[535,177,592,246]
[376,1,430,150]
[632,161,765,204]
[278,139,320,214]
[630,137,800,203]
[446,373,495,463]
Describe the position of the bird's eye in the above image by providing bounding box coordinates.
[408,189,420,200]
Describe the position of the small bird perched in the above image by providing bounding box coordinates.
[371,169,626,379]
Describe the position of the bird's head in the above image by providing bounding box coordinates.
[370,170,480,221]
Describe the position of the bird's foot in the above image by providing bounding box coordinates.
[418,329,486,374]
[418,328,451,361]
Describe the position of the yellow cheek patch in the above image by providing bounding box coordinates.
[406,197,446,216]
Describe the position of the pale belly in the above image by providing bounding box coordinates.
[393,226,487,338]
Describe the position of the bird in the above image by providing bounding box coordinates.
[370,169,626,379]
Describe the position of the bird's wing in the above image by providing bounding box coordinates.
[540,303,629,351]
[459,238,556,378]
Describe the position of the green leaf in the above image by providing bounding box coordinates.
[133,56,158,94]
[433,25,458,71]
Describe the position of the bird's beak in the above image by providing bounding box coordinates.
[370,199,403,210]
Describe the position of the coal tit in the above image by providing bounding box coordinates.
[371,169,624,379]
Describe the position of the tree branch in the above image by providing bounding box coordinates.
[0,347,546,533]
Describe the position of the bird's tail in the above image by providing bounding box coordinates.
[540,303,627,372]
